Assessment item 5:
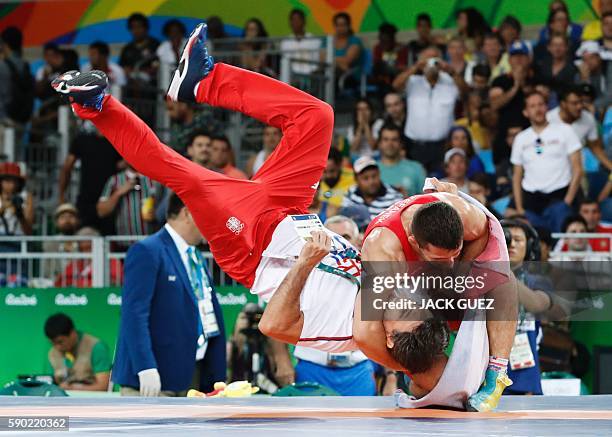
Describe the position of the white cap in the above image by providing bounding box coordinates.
[577,40,601,57]
[353,156,378,174]
[444,147,466,164]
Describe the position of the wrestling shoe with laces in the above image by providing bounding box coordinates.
[51,70,108,111]
[466,368,513,412]
[167,22,214,103]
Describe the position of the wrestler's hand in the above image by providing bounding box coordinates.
[424,177,458,195]
[299,230,331,268]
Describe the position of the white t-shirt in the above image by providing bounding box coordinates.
[251,217,360,353]
[279,33,321,81]
[547,107,600,172]
[156,39,186,65]
[347,118,384,156]
[510,122,582,193]
[404,72,458,141]
[546,107,598,145]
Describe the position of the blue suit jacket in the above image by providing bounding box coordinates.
[112,227,226,392]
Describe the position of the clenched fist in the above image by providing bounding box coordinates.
[298,230,332,268]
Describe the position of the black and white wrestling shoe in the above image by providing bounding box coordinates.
[51,70,108,111]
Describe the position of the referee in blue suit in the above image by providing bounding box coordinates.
[112,192,226,396]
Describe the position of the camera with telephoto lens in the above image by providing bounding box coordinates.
[240,302,264,337]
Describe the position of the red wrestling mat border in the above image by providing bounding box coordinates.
[2,403,611,421]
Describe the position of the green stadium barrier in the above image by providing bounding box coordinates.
[0,286,256,387]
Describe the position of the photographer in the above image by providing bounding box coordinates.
[0,162,33,236]
[502,219,554,395]
[229,303,294,393]
[392,46,461,173]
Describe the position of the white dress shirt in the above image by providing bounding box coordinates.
[164,223,191,274]
[404,72,458,141]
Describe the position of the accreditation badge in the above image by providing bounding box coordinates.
[509,332,536,370]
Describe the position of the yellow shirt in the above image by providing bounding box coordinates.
[455,117,490,150]
[319,168,354,208]
[582,20,602,41]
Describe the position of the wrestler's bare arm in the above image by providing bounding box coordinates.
[353,228,407,371]
[258,231,331,345]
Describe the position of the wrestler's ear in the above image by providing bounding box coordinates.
[407,235,418,248]
[386,331,395,349]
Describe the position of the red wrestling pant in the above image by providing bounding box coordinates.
[73,63,334,287]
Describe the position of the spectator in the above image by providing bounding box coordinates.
[442,148,470,193]
[393,46,460,173]
[0,27,32,124]
[480,32,508,82]
[59,125,122,234]
[44,313,112,391]
[372,22,408,93]
[469,173,501,219]
[499,15,524,53]
[118,14,159,125]
[112,193,226,396]
[445,126,485,177]
[119,12,159,79]
[319,148,354,209]
[239,18,275,77]
[42,203,80,279]
[207,15,234,52]
[495,124,525,185]
[598,11,612,60]
[83,41,127,90]
[333,12,363,89]
[511,92,583,232]
[536,1,582,56]
[55,226,123,287]
[167,100,219,150]
[97,164,165,236]
[455,91,491,150]
[455,7,490,56]
[0,162,33,236]
[551,215,594,255]
[347,98,383,157]
[209,135,248,179]
[343,156,403,220]
[471,64,491,94]
[378,124,426,196]
[547,86,612,173]
[186,130,212,168]
[578,198,612,251]
[380,92,407,137]
[535,34,578,96]
[309,185,338,222]
[490,40,533,170]
[501,220,550,395]
[246,126,281,177]
[156,19,187,65]
[583,0,612,41]
[407,13,444,66]
[43,203,80,254]
[446,36,474,90]
[576,40,612,114]
[33,43,65,133]
[280,8,321,82]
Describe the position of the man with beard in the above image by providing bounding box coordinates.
[318,147,354,209]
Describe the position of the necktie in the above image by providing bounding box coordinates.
[186,247,205,299]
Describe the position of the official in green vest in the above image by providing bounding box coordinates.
[44,313,112,391]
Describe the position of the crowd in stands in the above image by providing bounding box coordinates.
[0,3,610,277]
